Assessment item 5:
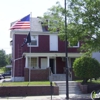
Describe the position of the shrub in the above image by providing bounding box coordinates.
[0,67,10,73]
[73,57,100,84]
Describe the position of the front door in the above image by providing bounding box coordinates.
[50,59,55,74]
[41,58,47,69]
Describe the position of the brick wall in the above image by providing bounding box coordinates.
[0,86,59,96]
[24,68,50,81]
[78,82,100,94]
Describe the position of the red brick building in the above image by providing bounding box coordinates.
[10,17,82,81]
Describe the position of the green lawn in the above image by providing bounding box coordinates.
[0,81,55,86]
[91,79,100,84]
[0,69,4,73]
[0,67,10,74]
[76,79,100,84]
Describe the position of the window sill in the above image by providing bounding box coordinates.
[27,45,38,47]
[68,46,79,48]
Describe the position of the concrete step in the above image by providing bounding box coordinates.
[49,74,72,81]
[59,86,80,90]
[59,90,81,94]
[59,87,81,91]
[55,81,82,94]
[55,81,78,86]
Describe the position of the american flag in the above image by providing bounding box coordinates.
[10,14,30,30]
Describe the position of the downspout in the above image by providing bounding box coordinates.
[13,56,23,82]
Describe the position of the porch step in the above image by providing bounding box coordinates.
[55,81,82,94]
[49,74,71,81]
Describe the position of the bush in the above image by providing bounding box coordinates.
[0,67,10,73]
[73,57,100,84]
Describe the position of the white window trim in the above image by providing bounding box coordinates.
[69,42,79,48]
[27,35,39,47]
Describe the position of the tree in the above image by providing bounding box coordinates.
[0,49,7,67]
[41,0,100,52]
[6,54,12,65]
[68,0,100,52]
[73,56,100,84]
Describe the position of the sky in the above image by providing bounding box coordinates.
[0,0,64,54]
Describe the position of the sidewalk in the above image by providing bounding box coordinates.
[0,94,91,100]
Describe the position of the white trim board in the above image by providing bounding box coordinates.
[23,53,83,58]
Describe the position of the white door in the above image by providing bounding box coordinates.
[41,58,47,69]
[50,35,58,51]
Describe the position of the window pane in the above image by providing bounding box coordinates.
[28,57,37,68]
[69,42,79,47]
[31,58,37,68]
[31,40,37,45]
[30,35,38,46]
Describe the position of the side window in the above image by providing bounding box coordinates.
[69,42,79,47]
[28,35,38,47]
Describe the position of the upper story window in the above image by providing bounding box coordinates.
[28,35,38,47]
[69,42,79,48]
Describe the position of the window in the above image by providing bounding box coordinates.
[41,20,59,32]
[28,35,38,47]
[28,57,38,68]
[69,42,79,47]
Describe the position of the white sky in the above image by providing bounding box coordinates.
[0,0,64,54]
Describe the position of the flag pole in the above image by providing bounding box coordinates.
[29,12,32,82]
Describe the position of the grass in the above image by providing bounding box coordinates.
[0,68,4,73]
[91,79,100,84]
[0,70,4,73]
[75,80,82,82]
[75,79,100,84]
[0,81,55,86]
[0,67,10,74]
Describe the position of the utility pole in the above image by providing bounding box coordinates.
[64,0,69,99]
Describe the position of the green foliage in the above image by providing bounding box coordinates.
[2,67,10,72]
[0,67,4,73]
[0,67,10,73]
[0,49,11,67]
[41,0,100,52]
[73,57,100,84]
[68,0,100,52]
[42,2,65,34]
[6,54,12,65]
[0,49,7,67]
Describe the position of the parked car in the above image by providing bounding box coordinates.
[1,71,11,79]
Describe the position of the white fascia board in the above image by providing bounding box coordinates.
[23,53,83,58]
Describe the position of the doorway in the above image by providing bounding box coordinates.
[50,59,55,74]
[41,58,47,69]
